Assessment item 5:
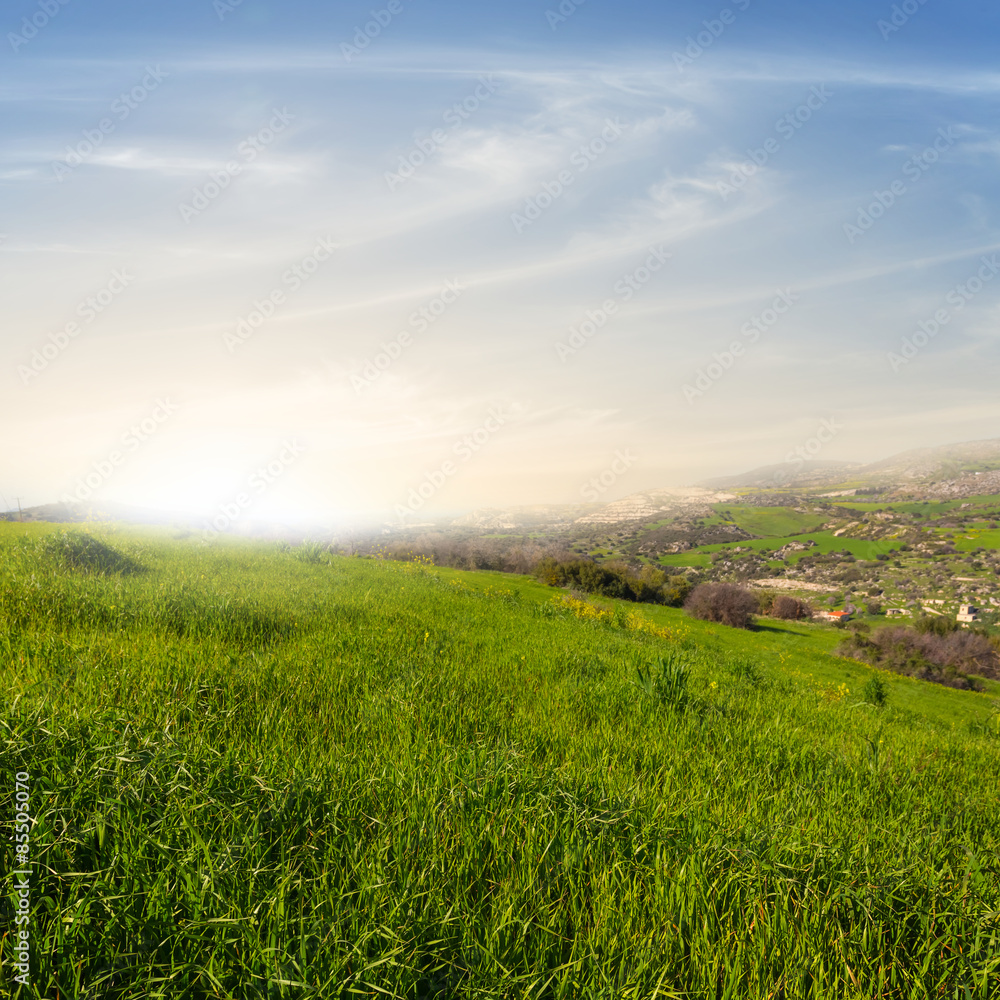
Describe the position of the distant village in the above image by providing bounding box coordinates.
[820,602,983,626]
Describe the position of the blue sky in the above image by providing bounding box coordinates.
[3,0,999,523]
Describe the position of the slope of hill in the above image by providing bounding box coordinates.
[698,460,860,490]
[2,522,998,997]
[860,437,1000,483]
[698,438,1000,495]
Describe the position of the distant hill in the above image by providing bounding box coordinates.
[1,501,191,525]
[698,461,859,490]
[698,438,1000,495]
[857,438,1000,483]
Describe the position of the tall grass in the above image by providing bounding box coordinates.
[1,524,998,998]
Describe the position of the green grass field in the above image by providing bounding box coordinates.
[710,506,830,538]
[657,530,890,569]
[953,529,1000,551]
[2,523,1000,998]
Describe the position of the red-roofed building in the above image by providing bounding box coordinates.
[820,610,853,623]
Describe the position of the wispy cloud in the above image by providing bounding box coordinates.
[4,22,999,514]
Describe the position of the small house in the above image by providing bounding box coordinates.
[820,610,853,623]
[957,604,979,624]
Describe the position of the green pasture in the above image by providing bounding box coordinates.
[657,529,899,569]
[710,505,829,538]
[1,523,999,998]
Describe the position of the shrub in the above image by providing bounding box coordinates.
[771,595,813,621]
[914,614,958,637]
[684,583,758,630]
[756,590,777,614]
[838,625,1000,689]
[535,559,691,607]
[660,574,694,608]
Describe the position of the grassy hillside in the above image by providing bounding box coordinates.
[2,523,1000,998]
[711,506,830,538]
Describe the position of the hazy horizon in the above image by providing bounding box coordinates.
[5,0,1000,526]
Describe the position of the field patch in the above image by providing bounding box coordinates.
[712,504,829,537]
